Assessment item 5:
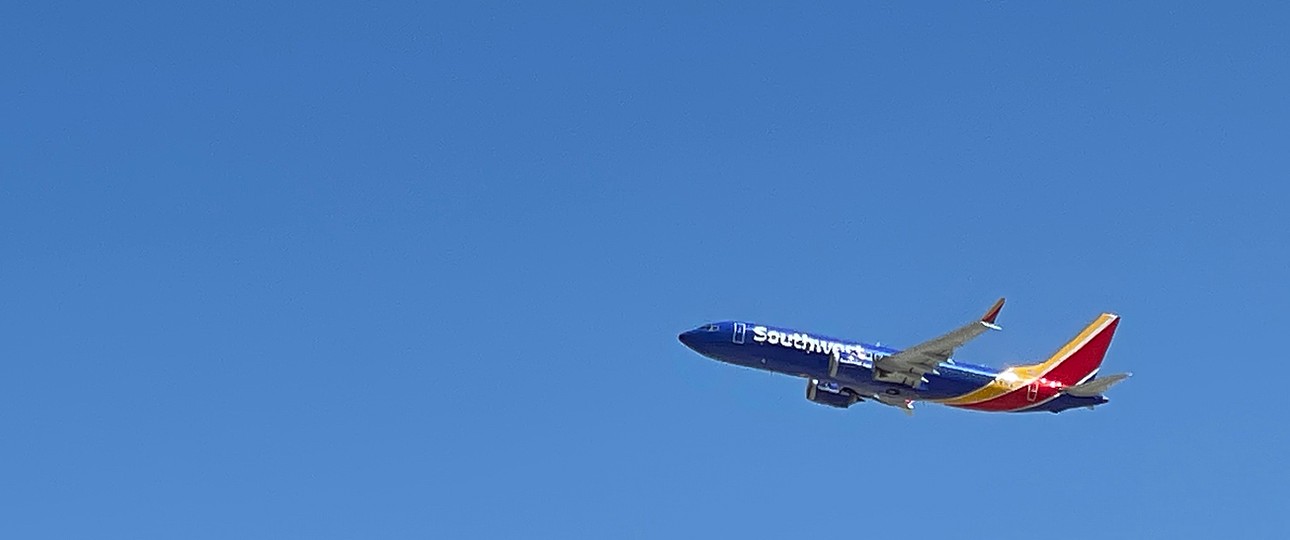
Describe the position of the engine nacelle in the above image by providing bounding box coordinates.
[805,379,860,409]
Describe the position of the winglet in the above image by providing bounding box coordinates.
[980,297,1005,330]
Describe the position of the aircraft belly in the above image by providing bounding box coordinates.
[821,361,988,401]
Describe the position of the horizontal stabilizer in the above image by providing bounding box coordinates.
[1064,372,1132,397]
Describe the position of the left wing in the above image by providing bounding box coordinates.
[871,298,1005,388]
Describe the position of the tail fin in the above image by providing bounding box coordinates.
[1014,313,1120,386]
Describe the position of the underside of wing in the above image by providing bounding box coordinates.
[873,298,1005,388]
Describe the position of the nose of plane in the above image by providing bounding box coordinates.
[678,330,696,348]
[679,325,718,353]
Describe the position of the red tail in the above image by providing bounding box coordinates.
[1018,313,1120,385]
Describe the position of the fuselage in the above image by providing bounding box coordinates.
[678,321,1107,413]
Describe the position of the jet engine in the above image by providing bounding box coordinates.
[805,379,860,409]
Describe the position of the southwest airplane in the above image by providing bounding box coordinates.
[677,299,1129,414]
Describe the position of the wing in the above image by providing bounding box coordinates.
[872,298,1005,388]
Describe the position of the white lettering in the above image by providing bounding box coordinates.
[749,326,869,358]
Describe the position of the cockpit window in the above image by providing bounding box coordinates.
[703,324,721,332]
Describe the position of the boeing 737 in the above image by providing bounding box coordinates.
[677,299,1129,414]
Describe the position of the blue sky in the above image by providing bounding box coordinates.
[3,2,1288,538]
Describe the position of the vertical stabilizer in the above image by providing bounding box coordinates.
[1016,313,1120,386]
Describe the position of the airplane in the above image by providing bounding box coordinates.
[677,299,1129,415]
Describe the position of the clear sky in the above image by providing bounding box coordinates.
[3,2,1288,538]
